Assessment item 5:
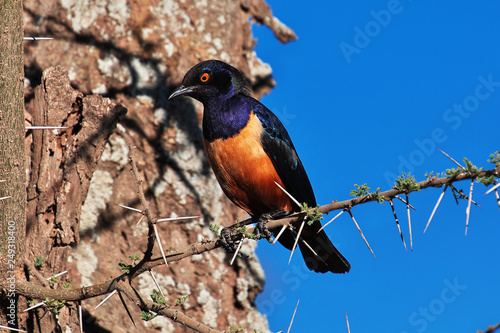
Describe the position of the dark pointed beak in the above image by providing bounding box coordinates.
[168,85,195,100]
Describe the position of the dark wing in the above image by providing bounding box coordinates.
[251,99,316,209]
[251,99,351,273]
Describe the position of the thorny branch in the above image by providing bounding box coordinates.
[8,156,500,332]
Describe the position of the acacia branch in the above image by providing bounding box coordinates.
[7,160,498,332]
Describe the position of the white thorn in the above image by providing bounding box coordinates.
[272,224,288,245]
[153,224,169,268]
[288,219,305,265]
[78,303,83,333]
[149,270,165,297]
[23,302,45,312]
[495,189,500,210]
[348,210,376,258]
[0,325,27,332]
[465,179,474,235]
[23,37,53,40]
[318,209,345,233]
[0,196,12,201]
[135,215,144,226]
[406,194,413,251]
[230,239,244,265]
[424,186,447,234]
[117,204,142,213]
[274,181,301,207]
[287,299,300,333]
[484,182,500,196]
[46,270,68,280]
[25,126,68,130]
[94,290,117,310]
[438,149,465,170]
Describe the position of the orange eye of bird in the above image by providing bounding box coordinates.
[200,73,210,82]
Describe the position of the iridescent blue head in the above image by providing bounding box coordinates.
[169,60,255,141]
[169,60,250,105]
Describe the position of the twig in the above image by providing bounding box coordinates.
[424,186,447,234]
[346,311,351,333]
[117,281,222,333]
[389,199,407,251]
[157,216,199,223]
[347,209,376,258]
[127,146,158,270]
[319,168,498,216]
[24,258,49,287]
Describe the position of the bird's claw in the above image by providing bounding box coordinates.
[220,227,248,258]
[220,227,237,252]
[254,214,273,243]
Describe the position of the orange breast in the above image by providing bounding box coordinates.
[204,112,292,216]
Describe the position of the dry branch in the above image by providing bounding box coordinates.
[4,136,498,333]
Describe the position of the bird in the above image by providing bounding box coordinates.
[169,60,350,274]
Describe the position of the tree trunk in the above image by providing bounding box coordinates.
[0,0,26,328]
[18,0,296,331]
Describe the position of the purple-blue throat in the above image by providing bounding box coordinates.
[202,94,253,142]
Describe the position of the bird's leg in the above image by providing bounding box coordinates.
[220,217,253,253]
[219,209,287,251]
[254,209,288,243]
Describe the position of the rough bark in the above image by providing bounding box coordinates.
[20,0,296,332]
[0,0,26,328]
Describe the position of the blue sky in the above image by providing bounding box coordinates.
[251,1,500,332]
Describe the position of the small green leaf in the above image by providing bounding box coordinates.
[175,295,188,306]
[394,173,420,192]
[488,151,500,167]
[118,262,132,274]
[34,255,43,268]
[44,298,66,315]
[350,183,370,197]
[209,223,220,235]
[151,289,166,304]
[140,311,157,321]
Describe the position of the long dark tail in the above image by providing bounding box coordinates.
[277,225,350,274]
[298,228,351,274]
